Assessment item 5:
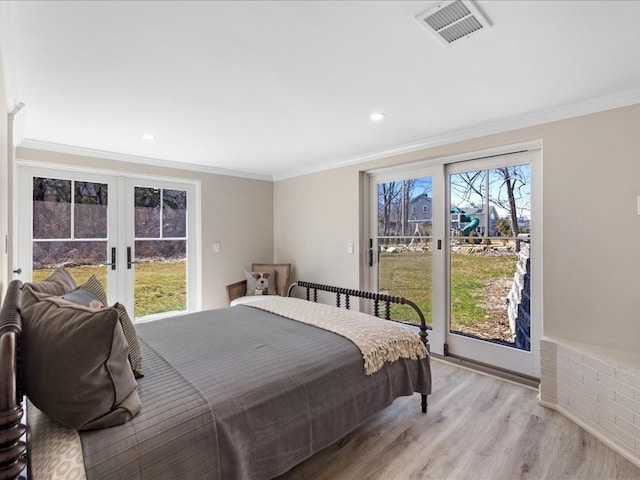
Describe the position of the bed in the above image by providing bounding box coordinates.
[0,277,431,480]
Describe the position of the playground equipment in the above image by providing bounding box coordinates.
[451,206,480,236]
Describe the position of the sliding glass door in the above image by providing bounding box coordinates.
[445,150,537,374]
[368,147,540,377]
[368,165,446,351]
[371,171,437,325]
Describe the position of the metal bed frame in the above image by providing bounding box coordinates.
[0,279,431,479]
[288,280,429,413]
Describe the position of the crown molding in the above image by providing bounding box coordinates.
[16,88,640,183]
[273,89,640,181]
[17,139,273,182]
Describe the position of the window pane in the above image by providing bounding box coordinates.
[32,240,108,288]
[134,239,186,317]
[450,170,485,236]
[33,177,71,239]
[75,181,108,238]
[488,165,531,237]
[135,187,160,238]
[162,189,187,238]
[377,176,433,325]
[448,163,532,350]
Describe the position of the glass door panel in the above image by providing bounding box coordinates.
[31,176,111,288]
[374,175,434,326]
[132,186,188,318]
[446,151,536,376]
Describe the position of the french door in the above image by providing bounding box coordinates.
[16,165,199,321]
[368,147,540,377]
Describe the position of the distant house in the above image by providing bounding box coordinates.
[378,192,434,237]
[409,193,433,222]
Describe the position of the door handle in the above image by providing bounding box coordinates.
[127,247,137,269]
[13,268,22,275]
[102,247,117,270]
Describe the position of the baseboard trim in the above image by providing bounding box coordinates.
[550,402,640,469]
[431,353,539,390]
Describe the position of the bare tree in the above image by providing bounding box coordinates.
[450,170,485,208]
[450,165,530,251]
[378,182,400,239]
[401,179,416,237]
[497,167,519,242]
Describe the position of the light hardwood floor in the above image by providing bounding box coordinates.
[279,358,640,480]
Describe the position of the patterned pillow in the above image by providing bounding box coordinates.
[80,276,143,378]
[27,399,86,479]
[80,276,108,304]
[245,269,277,296]
[113,303,143,378]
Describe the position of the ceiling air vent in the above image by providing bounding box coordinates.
[415,0,491,45]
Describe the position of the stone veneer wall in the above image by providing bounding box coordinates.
[540,338,640,468]
[507,241,531,349]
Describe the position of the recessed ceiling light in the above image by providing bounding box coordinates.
[142,133,155,141]
[370,112,385,122]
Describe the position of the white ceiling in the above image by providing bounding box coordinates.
[8,1,640,180]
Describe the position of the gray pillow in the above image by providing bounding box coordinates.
[21,285,141,430]
[61,288,103,308]
[245,269,276,296]
[23,267,78,296]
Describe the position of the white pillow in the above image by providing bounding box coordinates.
[230,295,270,307]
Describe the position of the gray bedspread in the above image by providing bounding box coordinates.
[79,305,431,480]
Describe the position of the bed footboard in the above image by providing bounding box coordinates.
[0,280,26,480]
[287,280,429,413]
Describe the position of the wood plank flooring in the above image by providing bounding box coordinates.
[278,358,640,480]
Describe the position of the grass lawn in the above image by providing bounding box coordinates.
[379,251,517,332]
[133,261,186,317]
[34,253,516,335]
[450,253,515,333]
[378,252,433,325]
[33,261,186,318]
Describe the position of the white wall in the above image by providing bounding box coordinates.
[274,168,361,286]
[0,55,8,297]
[15,147,274,309]
[275,103,640,356]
